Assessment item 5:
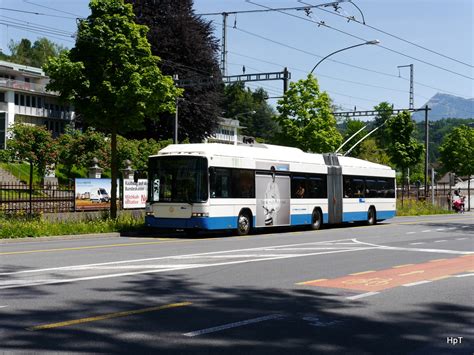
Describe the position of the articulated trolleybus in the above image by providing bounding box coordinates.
[145,143,396,235]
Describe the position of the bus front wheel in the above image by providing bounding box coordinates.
[236,211,252,236]
[310,208,322,230]
[367,207,376,225]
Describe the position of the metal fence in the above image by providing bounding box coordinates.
[0,182,75,214]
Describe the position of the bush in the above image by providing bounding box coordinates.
[397,199,452,216]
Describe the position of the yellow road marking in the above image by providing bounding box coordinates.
[0,239,194,256]
[393,264,414,268]
[431,276,451,281]
[399,270,425,276]
[27,302,192,331]
[350,270,376,276]
[296,278,328,285]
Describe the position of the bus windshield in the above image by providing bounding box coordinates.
[148,156,208,203]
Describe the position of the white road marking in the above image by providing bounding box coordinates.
[183,314,284,337]
[346,292,379,300]
[406,232,417,235]
[403,280,432,287]
[0,238,372,276]
[0,247,377,290]
[410,242,425,245]
[421,230,432,233]
[0,305,8,309]
[352,239,473,255]
[434,240,448,243]
[456,238,468,241]
[436,228,446,231]
[455,273,474,278]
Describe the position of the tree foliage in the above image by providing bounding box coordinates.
[439,125,474,177]
[5,38,65,67]
[44,0,180,218]
[372,101,393,149]
[386,111,423,180]
[7,124,58,178]
[126,0,222,142]
[222,83,278,141]
[275,74,342,153]
[340,118,367,157]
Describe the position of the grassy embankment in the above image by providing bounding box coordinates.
[396,199,452,216]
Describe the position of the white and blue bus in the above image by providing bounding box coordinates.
[145,143,396,235]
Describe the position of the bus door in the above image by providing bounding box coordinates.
[255,171,290,227]
[327,166,343,224]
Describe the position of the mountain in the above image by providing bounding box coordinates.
[412,93,474,121]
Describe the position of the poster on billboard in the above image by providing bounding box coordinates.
[255,173,290,227]
[123,179,148,209]
[75,178,112,211]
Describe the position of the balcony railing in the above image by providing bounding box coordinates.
[14,105,73,120]
[0,78,56,95]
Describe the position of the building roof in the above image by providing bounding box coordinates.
[0,60,46,78]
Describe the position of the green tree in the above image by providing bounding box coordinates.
[222,83,278,141]
[7,124,58,179]
[386,111,423,197]
[275,74,342,153]
[127,0,222,142]
[8,37,65,67]
[358,138,391,165]
[57,127,109,177]
[373,102,393,149]
[44,0,180,218]
[439,125,474,178]
[340,118,367,157]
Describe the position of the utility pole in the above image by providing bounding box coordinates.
[424,104,429,198]
[220,13,228,76]
[398,64,414,109]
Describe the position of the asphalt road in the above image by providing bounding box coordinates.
[0,213,473,354]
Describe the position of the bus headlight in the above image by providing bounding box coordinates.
[191,212,209,217]
[145,202,153,215]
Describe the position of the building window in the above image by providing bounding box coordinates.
[32,96,36,107]
[20,95,25,106]
[0,92,5,102]
[15,93,19,105]
[26,96,31,107]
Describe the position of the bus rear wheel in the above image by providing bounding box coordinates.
[310,209,322,230]
[367,207,376,225]
[236,211,252,236]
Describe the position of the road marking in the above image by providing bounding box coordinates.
[0,247,377,289]
[399,270,424,276]
[352,238,473,255]
[297,279,328,285]
[434,240,448,243]
[455,273,474,278]
[0,240,191,256]
[403,280,432,287]
[406,232,417,235]
[436,228,446,231]
[349,271,376,276]
[183,314,284,337]
[456,238,468,241]
[346,292,379,300]
[27,302,191,331]
[410,242,424,245]
[421,230,432,233]
[393,264,414,268]
[429,259,447,262]
[300,255,474,292]
[0,305,8,309]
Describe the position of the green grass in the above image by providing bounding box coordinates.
[0,162,42,184]
[396,199,453,216]
[0,213,144,239]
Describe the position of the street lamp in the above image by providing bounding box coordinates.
[310,40,380,73]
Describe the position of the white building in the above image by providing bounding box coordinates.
[205,117,253,145]
[0,60,75,148]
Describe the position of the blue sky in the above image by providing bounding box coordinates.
[1,0,472,113]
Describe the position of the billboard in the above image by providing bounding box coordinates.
[75,178,112,211]
[123,179,148,209]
